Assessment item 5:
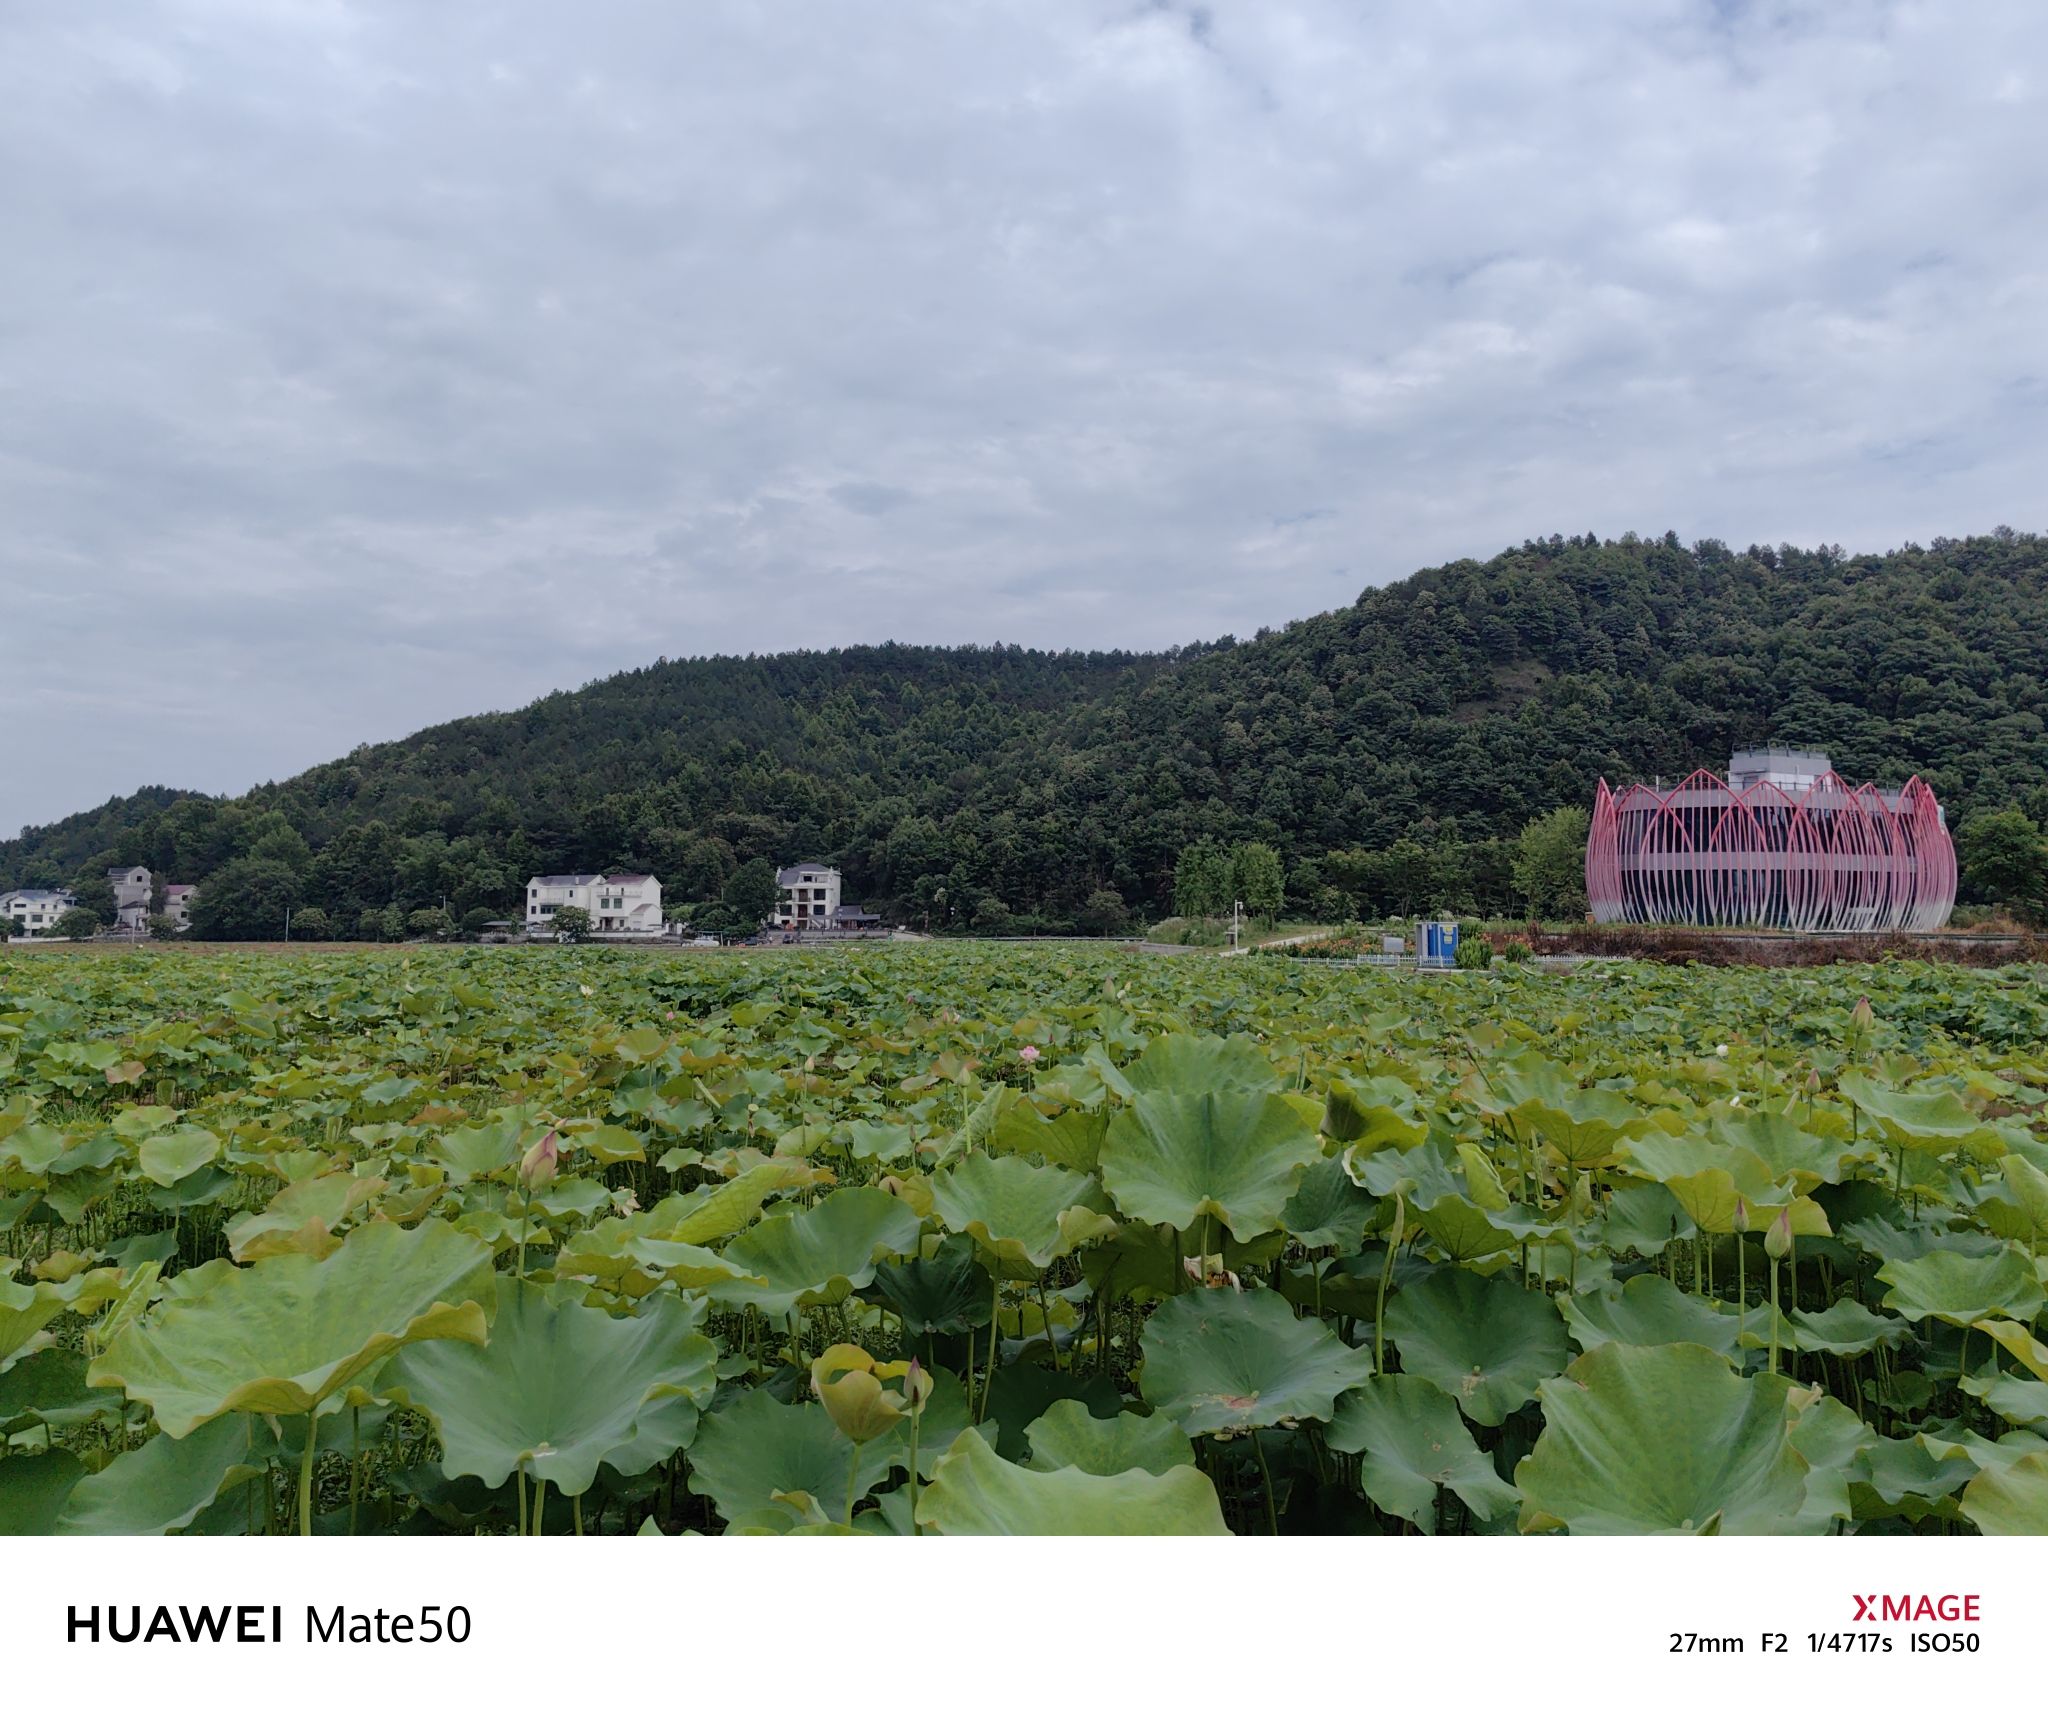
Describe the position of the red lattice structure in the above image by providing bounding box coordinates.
[1585,752,1955,933]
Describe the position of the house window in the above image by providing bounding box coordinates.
[539,903,556,915]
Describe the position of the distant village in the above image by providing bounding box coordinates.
[3,861,894,944]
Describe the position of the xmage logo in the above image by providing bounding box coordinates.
[1850,1594,1980,1623]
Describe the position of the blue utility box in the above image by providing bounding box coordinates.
[1419,919,1460,967]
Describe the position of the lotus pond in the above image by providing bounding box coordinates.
[6,943,2048,1536]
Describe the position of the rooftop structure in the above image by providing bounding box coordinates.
[1586,752,1956,933]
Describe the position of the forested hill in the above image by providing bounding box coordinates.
[9,528,2047,934]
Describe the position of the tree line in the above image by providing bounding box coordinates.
[8,529,2048,938]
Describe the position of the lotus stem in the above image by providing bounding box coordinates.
[573,1492,583,1537]
[517,1466,528,1536]
[1251,1430,1280,1536]
[1037,1276,1061,1371]
[1375,1192,1404,1377]
[908,1409,922,1536]
[1768,1258,1780,1376]
[298,1410,318,1537]
[844,1445,861,1528]
[348,1405,362,1535]
[532,1476,547,1536]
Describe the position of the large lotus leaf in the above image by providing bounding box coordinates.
[1514,1086,1642,1169]
[1790,1298,1909,1357]
[1281,1155,1378,1254]
[1140,1286,1371,1437]
[865,1236,993,1336]
[1598,1183,1696,1256]
[1025,1398,1195,1476]
[431,1119,523,1183]
[0,1123,67,1177]
[1122,1033,1280,1097]
[1101,1090,1321,1239]
[1707,1109,1844,1187]
[1517,1343,1822,1534]
[1326,1374,1519,1531]
[1837,1071,1978,1140]
[226,1172,386,1263]
[1560,1275,1743,1359]
[1346,1133,1464,1209]
[1413,1196,1520,1265]
[88,1219,495,1436]
[0,1450,85,1534]
[1789,1392,1875,1532]
[0,1277,67,1373]
[1385,1267,1569,1427]
[1962,1370,2048,1430]
[686,1387,890,1522]
[990,1099,1109,1174]
[1322,1075,1428,1150]
[656,1163,810,1244]
[137,1125,222,1188]
[1879,1245,2043,1326]
[1959,1450,2048,1535]
[1971,1318,2048,1381]
[0,1348,120,1432]
[918,1424,1229,1534]
[929,1151,1113,1273]
[384,1279,715,1496]
[710,1187,925,1317]
[54,1415,264,1535]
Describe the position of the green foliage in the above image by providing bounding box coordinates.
[1173,839,1232,920]
[10,533,2048,931]
[551,905,591,941]
[1453,932,1494,969]
[4,941,2048,1537]
[1512,805,1590,919]
[1232,842,1284,922]
[189,859,302,942]
[290,906,331,940]
[722,858,782,928]
[52,907,101,941]
[1957,808,2045,913]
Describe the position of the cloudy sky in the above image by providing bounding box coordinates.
[3,1,2044,834]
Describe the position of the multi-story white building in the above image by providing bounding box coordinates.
[774,863,841,928]
[525,872,663,937]
[109,866,152,931]
[1,889,75,936]
[162,884,198,931]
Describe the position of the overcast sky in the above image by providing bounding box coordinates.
[3,1,2044,835]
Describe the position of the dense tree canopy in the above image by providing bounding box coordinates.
[6,529,2047,935]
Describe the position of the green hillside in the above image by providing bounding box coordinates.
[8,528,2046,934]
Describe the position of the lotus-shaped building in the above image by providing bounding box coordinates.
[1585,749,1956,932]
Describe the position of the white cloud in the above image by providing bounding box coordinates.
[1,0,2044,832]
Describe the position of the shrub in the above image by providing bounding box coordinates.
[1454,933,1494,969]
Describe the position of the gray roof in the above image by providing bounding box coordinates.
[531,874,603,887]
[776,863,838,886]
[3,888,75,905]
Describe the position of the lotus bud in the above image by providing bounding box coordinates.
[1019,1045,1040,1064]
[902,1357,933,1413]
[1733,1198,1750,1233]
[519,1129,559,1190]
[1807,1068,1822,1095]
[1764,1207,1793,1260]
[1851,996,1873,1029]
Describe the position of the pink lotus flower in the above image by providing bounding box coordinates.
[519,1129,559,1190]
[1019,1045,1040,1064]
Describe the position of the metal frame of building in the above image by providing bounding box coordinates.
[1586,759,1956,932]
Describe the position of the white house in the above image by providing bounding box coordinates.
[162,884,198,931]
[525,872,663,937]
[774,863,841,928]
[108,866,152,931]
[2,888,75,936]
